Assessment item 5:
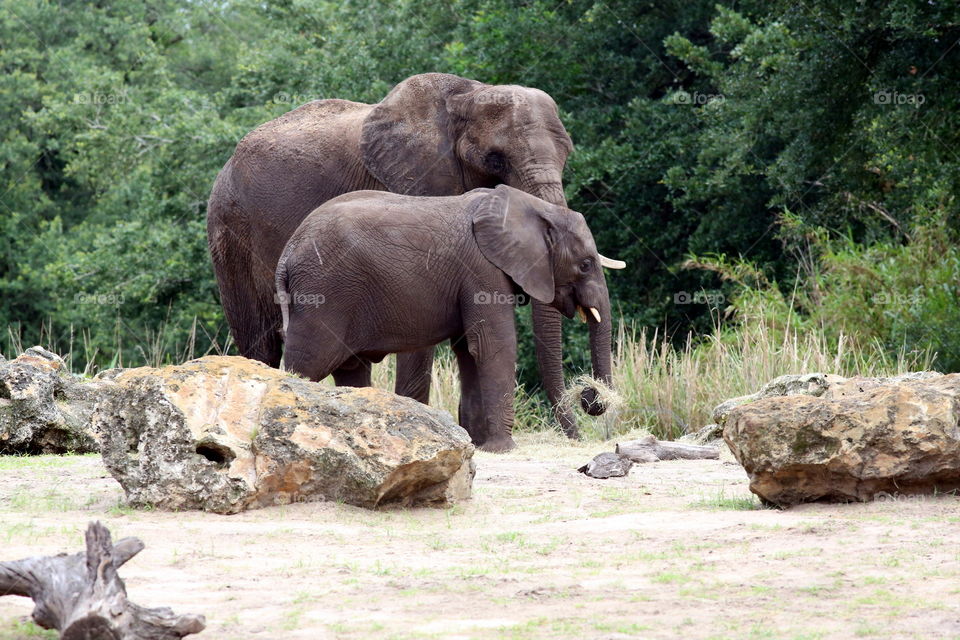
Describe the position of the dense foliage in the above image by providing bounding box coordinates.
[1,0,958,383]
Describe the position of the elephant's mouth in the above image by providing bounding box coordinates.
[556,291,603,325]
[554,287,578,319]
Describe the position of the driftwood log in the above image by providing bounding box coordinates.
[616,435,719,463]
[0,521,205,640]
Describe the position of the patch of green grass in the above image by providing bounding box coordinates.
[854,625,884,637]
[688,490,762,511]
[0,453,97,471]
[592,621,653,634]
[7,488,78,512]
[0,619,58,639]
[279,606,304,632]
[651,570,691,585]
[494,531,525,545]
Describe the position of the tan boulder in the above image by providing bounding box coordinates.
[723,373,960,506]
[93,356,474,513]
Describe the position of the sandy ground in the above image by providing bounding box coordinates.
[1,432,959,640]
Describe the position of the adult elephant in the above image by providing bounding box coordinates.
[207,72,622,437]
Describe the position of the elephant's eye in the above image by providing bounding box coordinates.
[578,258,593,273]
[485,150,508,173]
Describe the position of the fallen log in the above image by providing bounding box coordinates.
[0,521,205,640]
[616,434,719,462]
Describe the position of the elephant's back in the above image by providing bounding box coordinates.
[290,191,472,259]
[320,189,473,211]
[235,99,373,165]
[222,99,384,258]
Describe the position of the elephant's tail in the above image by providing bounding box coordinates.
[275,253,291,347]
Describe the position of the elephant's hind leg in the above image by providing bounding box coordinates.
[208,207,283,367]
[236,295,283,367]
[395,348,434,404]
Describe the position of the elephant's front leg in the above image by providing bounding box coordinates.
[332,355,373,388]
[531,301,579,439]
[452,324,517,453]
[395,348,434,404]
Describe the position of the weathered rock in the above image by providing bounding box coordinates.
[93,356,475,513]
[0,346,101,454]
[578,452,633,478]
[723,373,960,506]
[713,371,943,427]
[712,373,846,428]
[679,423,723,446]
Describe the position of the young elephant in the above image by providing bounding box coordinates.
[275,185,619,452]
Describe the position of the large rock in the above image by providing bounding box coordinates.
[713,371,944,428]
[712,373,847,428]
[0,346,100,454]
[93,356,475,513]
[723,372,960,505]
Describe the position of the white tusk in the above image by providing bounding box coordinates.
[599,254,626,269]
[577,307,587,323]
[589,307,601,323]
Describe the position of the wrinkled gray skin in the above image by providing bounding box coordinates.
[208,73,603,437]
[276,186,614,452]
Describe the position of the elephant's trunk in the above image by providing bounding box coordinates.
[515,164,566,207]
[581,281,613,416]
[531,301,578,438]
[516,167,578,436]
[530,181,567,208]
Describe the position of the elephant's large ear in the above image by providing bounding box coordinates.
[360,73,483,196]
[472,185,557,303]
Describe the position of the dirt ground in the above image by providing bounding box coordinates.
[1,432,959,640]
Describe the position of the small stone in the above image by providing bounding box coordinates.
[578,452,633,479]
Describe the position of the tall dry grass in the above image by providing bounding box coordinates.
[606,317,932,440]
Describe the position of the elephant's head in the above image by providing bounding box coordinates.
[472,185,624,414]
[360,73,572,206]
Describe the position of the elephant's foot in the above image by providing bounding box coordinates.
[477,436,516,453]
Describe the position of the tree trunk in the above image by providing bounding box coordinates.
[616,435,719,462]
[0,522,205,640]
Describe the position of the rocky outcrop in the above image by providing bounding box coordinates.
[722,372,960,506]
[0,346,101,454]
[93,356,475,513]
